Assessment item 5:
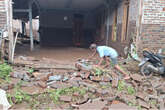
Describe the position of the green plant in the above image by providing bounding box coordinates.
[28,68,34,74]
[127,86,135,95]
[117,80,125,91]
[94,68,103,76]
[0,63,12,80]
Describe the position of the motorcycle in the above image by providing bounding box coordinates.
[138,49,165,76]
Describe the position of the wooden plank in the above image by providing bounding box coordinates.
[8,0,14,63]
[121,1,129,42]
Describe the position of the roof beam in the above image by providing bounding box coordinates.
[13,9,30,13]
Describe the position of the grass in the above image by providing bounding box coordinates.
[127,86,135,95]
[0,63,12,80]
[117,80,125,91]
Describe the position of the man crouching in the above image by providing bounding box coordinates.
[88,43,130,80]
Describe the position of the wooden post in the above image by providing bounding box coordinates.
[106,6,110,46]
[8,0,14,63]
[29,1,34,51]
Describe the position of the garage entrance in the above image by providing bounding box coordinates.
[13,0,121,48]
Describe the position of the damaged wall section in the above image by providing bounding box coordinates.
[98,0,139,57]
[139,0,165,52]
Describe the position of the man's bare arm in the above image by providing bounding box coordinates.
[97,57,104,66]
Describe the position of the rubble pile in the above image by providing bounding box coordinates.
[0,56,165,110]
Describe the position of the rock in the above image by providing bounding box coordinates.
[90,76,102,82]
[109,103,137,110]
[138,99,150,109]
[59,95,72,102]
[35,72,52,81]
[0,89,11,110]
[88,88,96,93]
[130,74,143,82]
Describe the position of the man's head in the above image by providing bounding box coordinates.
[89,43,97,51]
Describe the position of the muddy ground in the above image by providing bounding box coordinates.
[0,43,165,110]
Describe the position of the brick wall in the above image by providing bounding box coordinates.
[139,0,165,52]
[0,0,7,30]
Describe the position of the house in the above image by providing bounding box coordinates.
[0,0,165,62]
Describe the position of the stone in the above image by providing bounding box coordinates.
[138,99,150,109]
[23,73,31,82]
[59,95,72,102]
[130,74,143,82]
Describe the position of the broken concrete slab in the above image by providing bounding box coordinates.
[59,95,72,102]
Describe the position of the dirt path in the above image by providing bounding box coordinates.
[15,45,96,64]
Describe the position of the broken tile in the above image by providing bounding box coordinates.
[136,92,149,102]
[76,94,89,104]
[112,77,118,88]
[50,82,72,89]
[90,76,102,82]
[21,86,45,95]
[37,81,47,88]
[130,74,143,82]
[84,71,91,79]
[59,95,72,102]
[79,99,107,110]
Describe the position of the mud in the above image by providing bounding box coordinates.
[15,44,95,64]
